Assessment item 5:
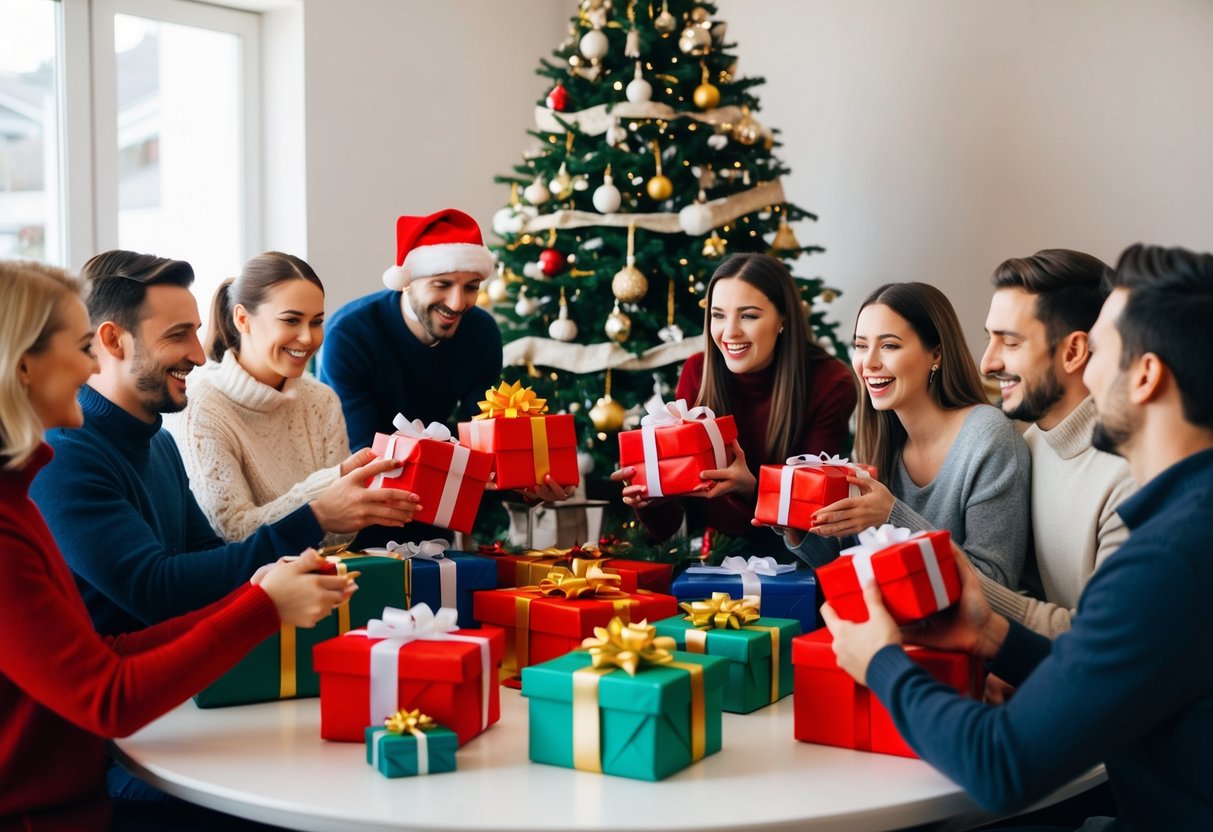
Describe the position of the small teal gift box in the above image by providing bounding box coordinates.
[365,709,458,778]
[653,593,799,714]
[672,555,818,633]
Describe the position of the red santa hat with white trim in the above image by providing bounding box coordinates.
[382,208,495,291]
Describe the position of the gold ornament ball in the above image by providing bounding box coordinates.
[734,120,762,146]
[679,25,711,55]
[589,395,627,432]
[693,82,721,110]
[646,174,674,201]
[604,308,633,343]
[476,288,492,308]
[611,265,649,302]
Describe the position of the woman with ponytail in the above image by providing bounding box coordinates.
[166,252,419,544]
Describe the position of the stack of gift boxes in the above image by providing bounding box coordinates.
[191,389,978,780]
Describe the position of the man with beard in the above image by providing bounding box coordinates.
[824,243,1213,830]
[320,209,571,547]
[979,250,1135,638]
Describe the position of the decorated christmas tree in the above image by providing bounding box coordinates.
[482,0,845,550]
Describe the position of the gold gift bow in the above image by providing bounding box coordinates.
[573,618,705,772]
[508,549,620,588]
[679,592,781,705]
[385,708,436,735]
[474,380,549,419]
[280,554,351,698]
[537,565,624,599]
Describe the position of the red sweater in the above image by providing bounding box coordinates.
[0,445,281,831]
[637,352,858,546]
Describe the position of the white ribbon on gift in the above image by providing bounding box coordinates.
[839,524,950,610]
[369,414,469,531]
[346,604,491,734]
[364,538,458,611]
[684,555,795,600]
[638,398,727,498]
[369,726,430,775]
[776,452,873,527]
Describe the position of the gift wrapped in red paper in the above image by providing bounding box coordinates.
[817,525,960,625]
[473,566,678,678]
[791,628,983,757]
[312,605,504,745]
[477,543,673,593]
[617,399,737,498]
[368,415,493,535]
[754,453,878,530]
[457,381,579,491]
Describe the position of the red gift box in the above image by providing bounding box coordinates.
[817,526,960,625]
[791,628,982,757]
[473,581,678,677]
[754,454,878,529]
[369,422,493,535]
[617,401,738,498]
[312,607,505,745]
[457,413,579,491]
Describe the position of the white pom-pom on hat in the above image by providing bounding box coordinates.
[382,264,411,291]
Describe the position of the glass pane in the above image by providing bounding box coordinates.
[114,13,243,326]
[0,0,62,263]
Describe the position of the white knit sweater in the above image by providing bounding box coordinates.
[981,396,1136,637]
[165,351,350,544]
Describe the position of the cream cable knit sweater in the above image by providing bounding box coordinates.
[980,396,1136,637]
[165,351,350,545]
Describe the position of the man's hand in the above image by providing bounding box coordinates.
[808,476,895,538]
[688,441,756,500]
[821,581,902,684]
[900,544,1010,660]
[309,458,423,533]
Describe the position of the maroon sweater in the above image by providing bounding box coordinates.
[636,351,858,546]
[0,445,281,831]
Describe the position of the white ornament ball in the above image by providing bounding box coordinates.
[579,28,609,61]
[626,76,652,104]
[577,450,596,475]
[492,206,525,236]
[592,176,622,213]
[515,291,541,317]
[679,201,716,236]
[523,178,551,206]
[522,261,544,280]
[487,278,509,303]
[548,315,578,342]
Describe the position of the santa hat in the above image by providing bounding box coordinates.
[382,209,495,291]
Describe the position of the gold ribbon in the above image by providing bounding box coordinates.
[573,619,706,771]
[678,593,781,705]
[474,380,549,420]
[280,556,349,698]
[529,415,551,483]
[385,708,436,735]
[536,565,624,600]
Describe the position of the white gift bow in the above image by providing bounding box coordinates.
[776,452,873,527]
[346,604,491,734]
[369,725,430,775]
[839,524,950,610]
[364,539,458,611]
[370,414,470,530]
[638,398,727,498]
[684,554,795,599]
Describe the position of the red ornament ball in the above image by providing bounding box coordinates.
[539,248,567,276]
[545,83,569,112]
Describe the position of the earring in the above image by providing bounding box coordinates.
[778,326,785,334]
[929,364,939,386]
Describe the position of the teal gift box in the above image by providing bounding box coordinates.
[653,610,799,714]
[365,722,458,777]
[521,646,728,781]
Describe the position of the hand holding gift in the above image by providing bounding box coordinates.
[616,398,738,503]
[257,547,358,628]
[686,439,755,499]
[753,452,879,533]
[309,454,424,534]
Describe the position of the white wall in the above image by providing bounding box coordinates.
[300,0,1213,357]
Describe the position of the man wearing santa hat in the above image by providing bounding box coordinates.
[320,209,571,542]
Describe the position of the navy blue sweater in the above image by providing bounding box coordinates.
[318,290,503,453]
[866,447,1213,829]
[31,385,323,635]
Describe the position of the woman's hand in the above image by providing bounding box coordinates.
[808,475,895,538]
[689,441,755,500]
[484,472,576,504]
[309,458,423,533]
[610,465,669,510]
[338,447,377,478]
[751,518,807,548]
[257,548,357,628]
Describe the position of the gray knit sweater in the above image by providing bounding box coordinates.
[791,404,1031,588]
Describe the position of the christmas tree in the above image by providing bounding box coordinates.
[483,0,845,551]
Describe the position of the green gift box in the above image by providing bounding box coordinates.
[195,554,411,708]
[521,647,728,781]
[653,613,799,714]
[365,723,458,777]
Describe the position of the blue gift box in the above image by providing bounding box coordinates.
[365,724,458,777]
[671,558,818,633]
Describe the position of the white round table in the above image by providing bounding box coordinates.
[110,690,1103,832]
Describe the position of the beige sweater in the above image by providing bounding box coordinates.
[165,351,351,544]
[981,396,1135,637]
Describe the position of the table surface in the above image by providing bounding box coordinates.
[111,689,1104,832]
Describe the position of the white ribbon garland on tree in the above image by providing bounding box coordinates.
[839,525,951,611]
[534,101,747,137]
[776,453,873,527]
[684,555,795,600]
[638,398,727,498]
[369,414,469,531]
[345,604,491,732]
[363,538,458,611]
[503,336,699,375]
